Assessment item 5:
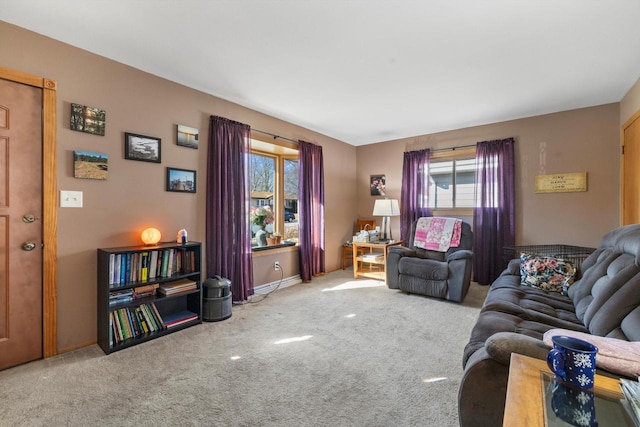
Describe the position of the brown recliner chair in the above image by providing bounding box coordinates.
[386,218,474,302]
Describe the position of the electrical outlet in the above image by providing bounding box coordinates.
[274,261,280,271]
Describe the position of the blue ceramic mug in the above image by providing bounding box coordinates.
[547,335,598,389]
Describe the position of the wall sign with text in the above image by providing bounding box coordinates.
[534,172,587,193]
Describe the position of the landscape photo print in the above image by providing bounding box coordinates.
[166,167,196,193]
[74,151,108,180]
[124,132,161,163]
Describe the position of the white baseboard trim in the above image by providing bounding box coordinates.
[254,275,302,294]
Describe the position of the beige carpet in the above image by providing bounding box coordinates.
[0,269,488,427]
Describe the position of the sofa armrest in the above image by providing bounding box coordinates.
[484,332,549,365]
[503,258,521,276]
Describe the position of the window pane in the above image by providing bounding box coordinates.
[251,154,275,243]
[455,158,476,208]
[428,161,453,208]
[428,157,476,209]
[284,158,299,242]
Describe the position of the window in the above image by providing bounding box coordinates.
[427,147,476,213]
[250,138,299,246]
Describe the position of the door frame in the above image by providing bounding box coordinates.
[0,66,57,358]
[622,108,640,226]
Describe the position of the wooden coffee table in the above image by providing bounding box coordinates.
[503,353,634,426]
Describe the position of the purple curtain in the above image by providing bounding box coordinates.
[207,115,254,301]
[298,140,325,281]
[400,148,431,243]
[473,138,515,285]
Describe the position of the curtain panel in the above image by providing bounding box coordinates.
[473,138,516,285]
[207,115,254,301]
[298,140,325,281]
[400,148,431,244]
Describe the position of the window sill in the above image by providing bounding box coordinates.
[252,241,297,255]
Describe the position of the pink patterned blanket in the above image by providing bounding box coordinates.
[543,329,640,378]
[413,217,462,252]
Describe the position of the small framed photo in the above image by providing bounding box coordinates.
[124,132,161,163]
[370,174,386,196]
[70,103,106,136]
[176,124,199,149]
[166,167,196,193]
[74,151,108,180]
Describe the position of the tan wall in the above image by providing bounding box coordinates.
[621,76,640,125]
[356,104,621,247]
[0,21,357,352]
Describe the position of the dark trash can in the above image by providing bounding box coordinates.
[202,276,232,321]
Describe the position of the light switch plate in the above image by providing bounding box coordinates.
[60,190,83,208]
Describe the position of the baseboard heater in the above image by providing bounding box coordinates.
[254,275,302,295]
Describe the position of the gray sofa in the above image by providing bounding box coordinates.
[458,224,640,427]
[386,219,474,302]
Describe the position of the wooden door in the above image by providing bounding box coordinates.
[0,78,44,369]
[623,113,640,225]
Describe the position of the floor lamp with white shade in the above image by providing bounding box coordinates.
[372,199,400,242]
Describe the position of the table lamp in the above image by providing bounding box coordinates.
[141,227,161,245]
[372,199,400,241]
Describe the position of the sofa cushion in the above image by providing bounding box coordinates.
[483,275,583,327]
[520,253,576,294]
[568,248,640,341]
[462,309,588,367]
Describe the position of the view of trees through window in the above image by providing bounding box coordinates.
[250,145,299,246]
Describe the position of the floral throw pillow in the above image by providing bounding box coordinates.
[520,253,576,295]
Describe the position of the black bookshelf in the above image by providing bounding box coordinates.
[97,241,202,354]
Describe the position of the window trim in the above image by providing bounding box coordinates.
[249,135,299,248]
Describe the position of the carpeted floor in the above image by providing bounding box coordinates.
[0,269,488,427]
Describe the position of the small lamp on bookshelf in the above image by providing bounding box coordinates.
[141,227,162,245]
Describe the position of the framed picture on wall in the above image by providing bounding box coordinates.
[70,103,106,136]
[370,174,386,196]
[166,167,196,193]
[73,151,108,180]
[124,132,161,163]
[176,124,199,149]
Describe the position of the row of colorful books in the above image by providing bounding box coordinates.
[109,302,198,346]
[108,248,197,286]
[109,283,159,306]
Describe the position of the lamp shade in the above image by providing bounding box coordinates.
[372,199,400,217]
[141,227,162,245]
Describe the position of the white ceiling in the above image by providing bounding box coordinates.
[3,1,640,146]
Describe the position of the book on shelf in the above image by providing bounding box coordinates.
[140,251,149,282]
[158,278,197,295]
[148,250,159,279]
[109,289,133,306]
[162,310,198,328]
[132,283,159,299]
[360,252,384,261]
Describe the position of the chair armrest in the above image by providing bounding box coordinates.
[446,249,473,262]
[387,246,416,258]
[386,246,416,289]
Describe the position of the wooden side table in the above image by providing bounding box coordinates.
[352,240,402,282]
[503,353,633,426]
